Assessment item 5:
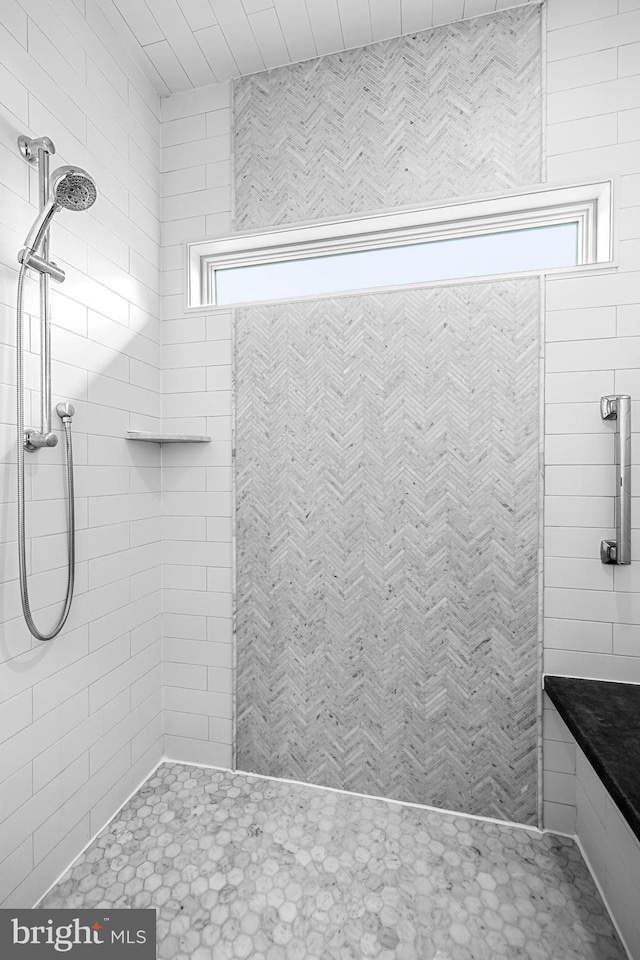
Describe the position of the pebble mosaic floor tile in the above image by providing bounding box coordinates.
[40,763,626,960]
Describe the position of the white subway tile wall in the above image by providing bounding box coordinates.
[161,83,233,770]
[0,0,162,906]
[542,0,640,835]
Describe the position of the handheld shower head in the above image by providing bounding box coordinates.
[51,165,97,212]
[21,166,97,261]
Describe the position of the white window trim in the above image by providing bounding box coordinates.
[186,179,613,310]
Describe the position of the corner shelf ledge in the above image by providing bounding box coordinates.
[125,431,211,444]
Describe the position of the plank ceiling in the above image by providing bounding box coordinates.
[95,0,537,97]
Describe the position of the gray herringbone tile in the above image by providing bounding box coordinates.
[233,6,542,231]
[235,279,540,825]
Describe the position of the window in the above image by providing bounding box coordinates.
[215,223,578,305]
[187,180,612,309]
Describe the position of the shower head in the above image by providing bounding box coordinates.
[21,165,97,260]
[51,165,97,212]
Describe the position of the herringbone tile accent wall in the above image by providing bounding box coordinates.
[233,6,542,231]
[235,279,540,824]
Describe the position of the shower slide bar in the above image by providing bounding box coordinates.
[18,135,60,448]
[600,394,631,565]
[15,134,97,640]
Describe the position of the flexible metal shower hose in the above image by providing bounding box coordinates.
[16,263,75,640]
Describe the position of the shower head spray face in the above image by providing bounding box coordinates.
[51,166,97,212]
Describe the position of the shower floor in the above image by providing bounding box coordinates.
[40,763,626,960]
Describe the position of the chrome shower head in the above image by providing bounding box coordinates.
[51,165,97,212]
[20,165,97,263]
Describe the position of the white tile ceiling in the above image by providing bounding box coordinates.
[96,0,536,97]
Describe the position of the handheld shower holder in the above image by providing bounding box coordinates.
[17,249,66,282]
[24,429,58,451]
[23,404,75,450]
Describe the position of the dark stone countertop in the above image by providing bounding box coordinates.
[544,675,640,844]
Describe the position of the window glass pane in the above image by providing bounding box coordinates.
[214,222,579,305]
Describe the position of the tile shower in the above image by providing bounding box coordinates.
[1,1,639,959]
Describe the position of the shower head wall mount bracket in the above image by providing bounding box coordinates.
[18,135,55,163]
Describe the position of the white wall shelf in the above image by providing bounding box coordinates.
[125,431,211,444]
